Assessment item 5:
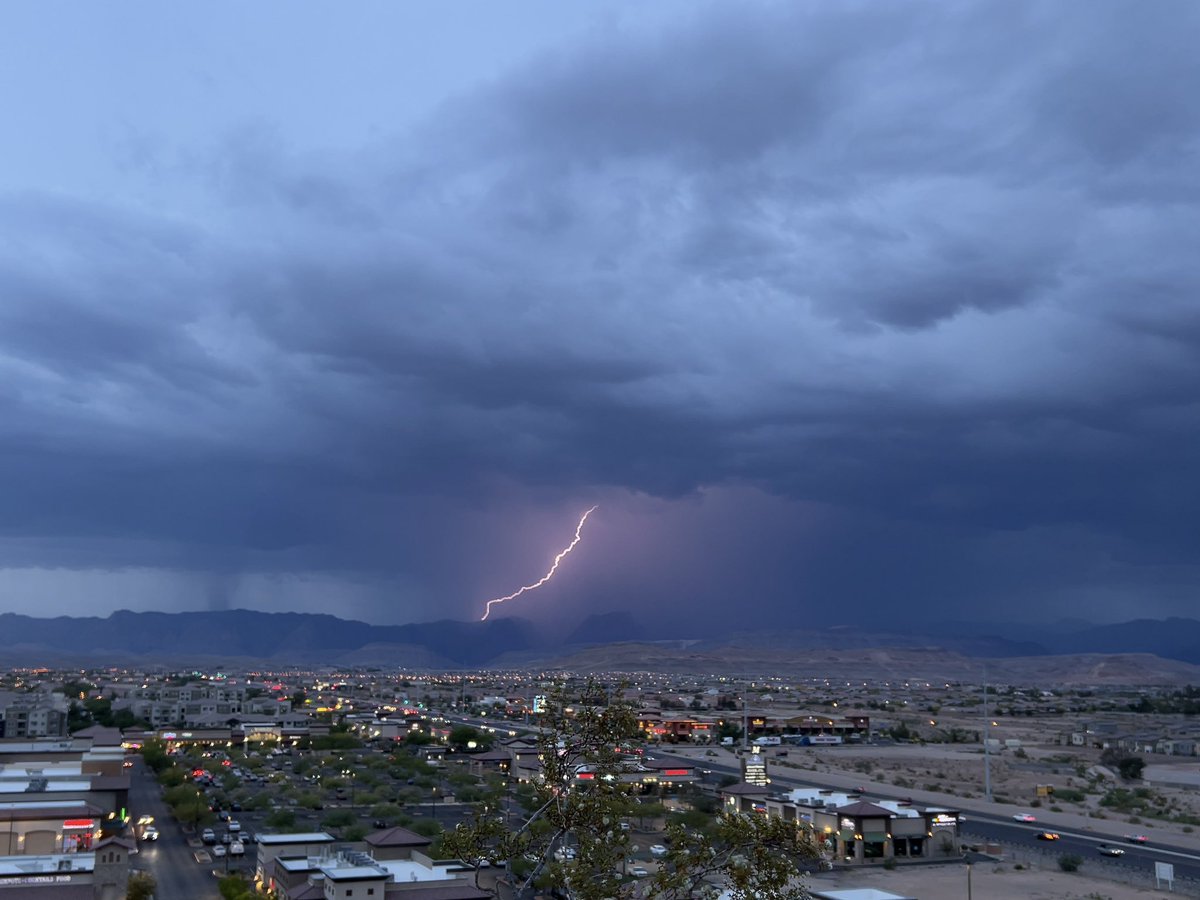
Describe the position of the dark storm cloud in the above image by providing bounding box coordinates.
[1,0,1198,623]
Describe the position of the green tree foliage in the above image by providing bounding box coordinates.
[322,810,358,830]
[309,733,363,751]
[442,682,817,899]
[449,724,494,751]
[265,809,296,829]
[1058,853,1082,872]
[126,872,156,900]
[1118,756,1146,780]
[1101,747,1146,781]
[654,813,818,900]
[141,738,171,773]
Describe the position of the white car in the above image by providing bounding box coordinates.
[229,841,245,856]
[212,844,227,858]
[1012,813,1037,823]
[227,820,241,833]
[649,844,668,858]
[629,866,650,878]
[142,826,159,842]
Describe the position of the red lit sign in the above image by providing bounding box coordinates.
[62,819,94,829]
[576,772,595,780]
[663,769,690,776]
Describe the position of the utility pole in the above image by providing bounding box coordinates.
[983,667,992,802]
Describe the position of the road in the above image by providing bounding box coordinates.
[960,814,1200,882]
[652,748,1200,884]
[127,758,233,899]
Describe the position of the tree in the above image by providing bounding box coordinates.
[126,872,156,900]
[265,809,296,829]
[1101,747,1146,781]
[442,682,817,900]
[449,725,494,751]
[1117,756,1146,781]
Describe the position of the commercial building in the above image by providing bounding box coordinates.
[259,834,488,900]
[0,835,132,898]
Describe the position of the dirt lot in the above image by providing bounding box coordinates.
[806,860,1181,899]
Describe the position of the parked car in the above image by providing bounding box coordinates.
[212,844,227,858]
[228,820,241,833]
[629,866,650,878]
[201,828,216,845]
[221,832,233,844]
[649,844,668,858]
[230,841,245,856]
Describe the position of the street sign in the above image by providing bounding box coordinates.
[1155,861,1174,891]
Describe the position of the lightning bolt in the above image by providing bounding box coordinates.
[480,506,598,621]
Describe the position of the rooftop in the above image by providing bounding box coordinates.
[259,832,336,845]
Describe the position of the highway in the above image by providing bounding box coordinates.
[651,747,1200,885]
[438,713,1200,886]
[959,814,1200,881]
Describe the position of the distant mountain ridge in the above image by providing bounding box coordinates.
[0,609,1198,670]
[0,609,541,667]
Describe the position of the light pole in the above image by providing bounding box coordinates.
[982,667,993,803]
[431,786,439,821]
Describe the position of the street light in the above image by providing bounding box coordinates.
[431,786,439,821]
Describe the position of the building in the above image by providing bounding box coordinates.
[0,835,131,899]
[763,787,962,864]
[261,839,489,900]
[0,800,104,855]
[256,832,338,891]
[0,694,70,740]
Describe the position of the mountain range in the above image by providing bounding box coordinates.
[0,609,1198,681]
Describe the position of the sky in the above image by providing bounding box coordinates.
[1,1,1198,633]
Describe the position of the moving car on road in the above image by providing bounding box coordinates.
[1125,834,1149,844]
[1035,832,1060,841]
[1097,844,1125,857]
[1012,813,1037,823]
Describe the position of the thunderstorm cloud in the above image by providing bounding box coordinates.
[0,1,1197,630]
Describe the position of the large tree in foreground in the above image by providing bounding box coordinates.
[442,681,818,899]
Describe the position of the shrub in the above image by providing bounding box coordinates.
[1058,854,1083,872]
